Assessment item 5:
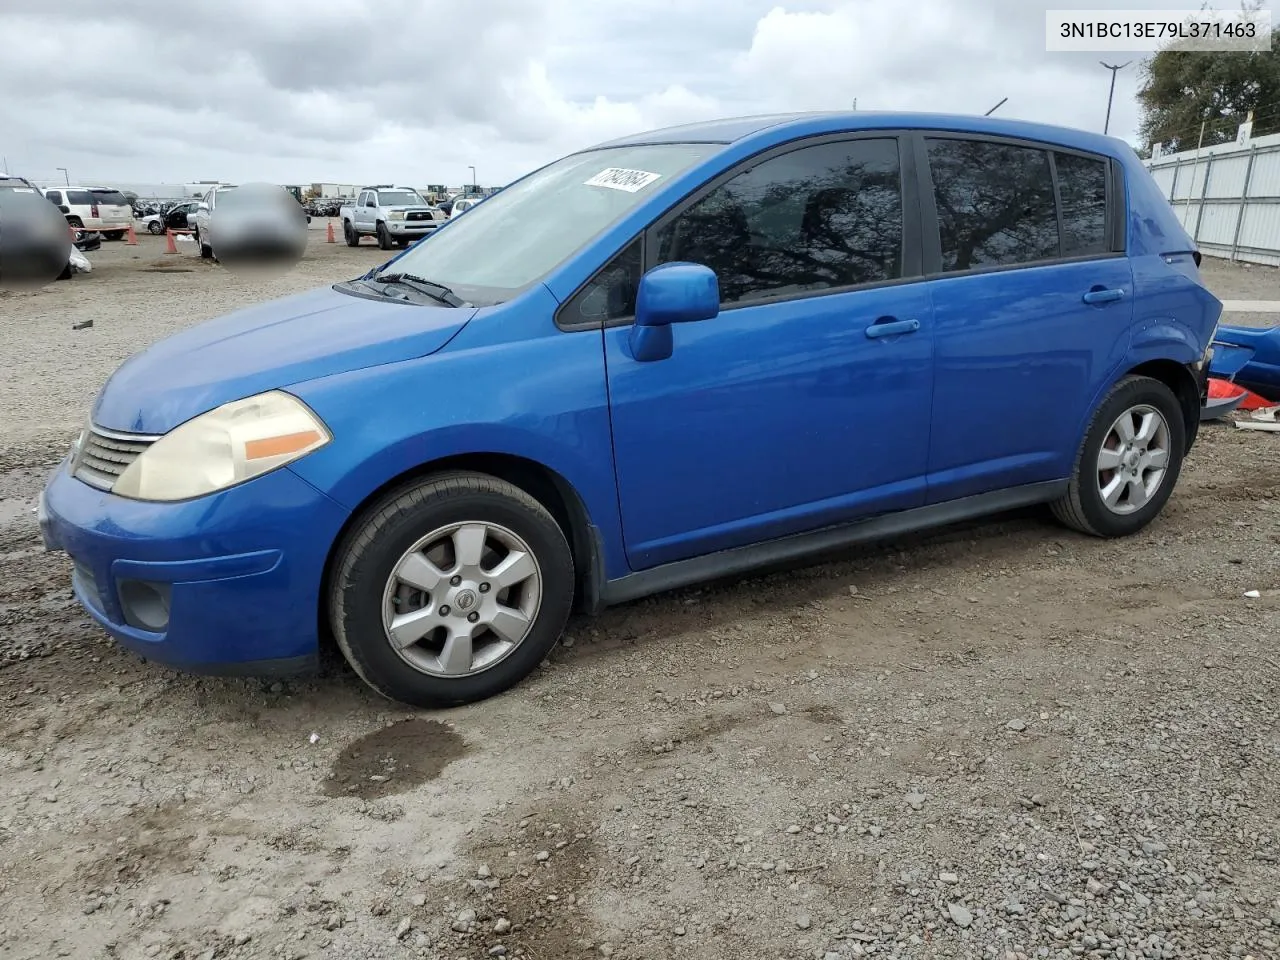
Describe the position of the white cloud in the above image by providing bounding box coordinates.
[0,0,1258,191]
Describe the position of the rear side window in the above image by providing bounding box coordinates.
[92,190,129,205]
[66,191,95,205]
[45,190,63,204]
[926,138,1058,271]
[654,137,903,304]
[1054,152,1108,256]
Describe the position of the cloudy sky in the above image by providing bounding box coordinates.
[0,0,1265,189]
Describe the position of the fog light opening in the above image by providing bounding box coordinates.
[117,579,172,632]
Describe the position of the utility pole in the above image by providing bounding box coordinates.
[56,166,69,185]
[1100,60,1131,135]
[468,165,476,194]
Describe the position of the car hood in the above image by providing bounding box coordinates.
[92,284,476,435]
[382,204,433,213]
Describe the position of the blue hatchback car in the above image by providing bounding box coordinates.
[40,111,1221,707]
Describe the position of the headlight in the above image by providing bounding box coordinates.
[388,211,405,221]
[112,390,330,502]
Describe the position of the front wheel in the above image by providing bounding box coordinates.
[344,220,359,247]
[148,220,165,235]
[376,223,393,250]
[329,473,575,707]
[1051,375,1186,537]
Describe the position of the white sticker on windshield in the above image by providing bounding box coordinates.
[13,187,34,193]
[584,168,662,192]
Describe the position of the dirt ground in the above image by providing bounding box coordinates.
[1,231,1279,960]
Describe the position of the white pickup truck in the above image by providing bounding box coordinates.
[340,186,445,250]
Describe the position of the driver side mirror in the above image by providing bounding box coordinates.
[628,262,719,362]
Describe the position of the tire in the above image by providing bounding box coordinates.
[195,229,213,260]
[105,230,125,242]
[66,217,83,229]
[329,472,575,708]
[1051,375,1186,538]
[376,222,393,250]
[56,262,73,281]
[147,220,164,235]
[344,220,359,247]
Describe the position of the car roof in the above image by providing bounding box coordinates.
[588,110,1129,158]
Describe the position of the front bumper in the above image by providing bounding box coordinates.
[386,220,439,236]
[40,460,350,675]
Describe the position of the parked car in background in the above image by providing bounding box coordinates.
[449,196,483,217]
[41,186,134,240]
[340,185,446,249]
[39,111,1220,710]
[139,200,200,235]
[190,182,308,263]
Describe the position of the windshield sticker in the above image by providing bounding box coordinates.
[12,187,34,193]
[584,168,662,192]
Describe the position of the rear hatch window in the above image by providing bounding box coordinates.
[91,189,130,207]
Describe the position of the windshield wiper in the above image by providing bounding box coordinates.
[371,272,467,307]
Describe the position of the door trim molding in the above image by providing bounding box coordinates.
[592,479,1067,608]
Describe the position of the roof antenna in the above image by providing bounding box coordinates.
[984,97,1008,117]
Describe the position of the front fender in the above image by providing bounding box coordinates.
[285,319,630,580]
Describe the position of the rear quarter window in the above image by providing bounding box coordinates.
[1054,152,1108,256]
[66,191,96,205]
[92,190,129,206]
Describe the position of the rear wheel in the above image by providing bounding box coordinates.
[105,230,125,242]
[195,229,213,260]
[329,473,575,708]
[66,217,83,229]
[1051,375,1186,537]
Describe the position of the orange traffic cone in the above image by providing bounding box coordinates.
[326,220,336,243]
[164,229,178,255]
[125,223,138,245]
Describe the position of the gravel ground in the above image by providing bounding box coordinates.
[1,242,1279,960]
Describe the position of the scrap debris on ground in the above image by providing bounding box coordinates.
[0,233,1277,960]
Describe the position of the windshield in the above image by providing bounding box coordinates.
[377,190,424,206]
[376,142,718,303]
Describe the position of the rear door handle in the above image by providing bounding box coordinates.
[1082,287,1125,305]
[864,318,920,339]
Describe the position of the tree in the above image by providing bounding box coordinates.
[1137,13,1280,152]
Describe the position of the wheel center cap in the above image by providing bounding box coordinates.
[452,588,478,613]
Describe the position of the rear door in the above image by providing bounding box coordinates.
[916,134,1132,503]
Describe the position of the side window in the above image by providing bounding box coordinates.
[559,239,642,327]
[1054,152,1108,256]
[653,138,903,305]
[926,138,1058,271]
[67,191,95,205]
[46,190,63,204]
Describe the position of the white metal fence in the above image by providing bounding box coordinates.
[1145,132,1280,266]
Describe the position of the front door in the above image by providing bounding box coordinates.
[598,135,936,570]
[915,135,1135,503]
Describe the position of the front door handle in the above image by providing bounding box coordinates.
[865,317,920,339]
[1082,287,1125,305]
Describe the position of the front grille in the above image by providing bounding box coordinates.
[406,211,431,222]
[72,427,157,491]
